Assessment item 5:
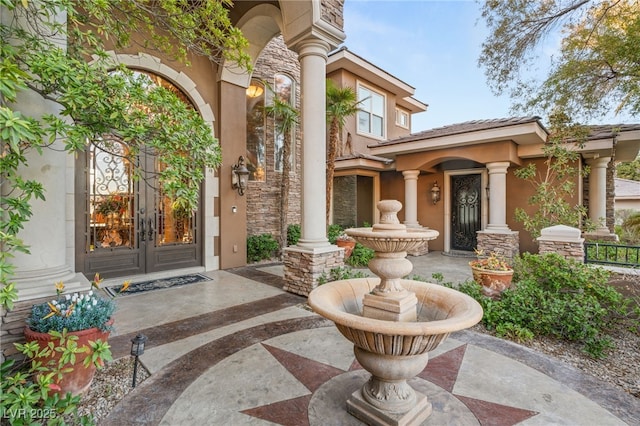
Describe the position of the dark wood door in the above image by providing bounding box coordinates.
[450,174,481,251]
[75,143,201,279]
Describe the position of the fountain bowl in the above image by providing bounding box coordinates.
[308,277,483,357]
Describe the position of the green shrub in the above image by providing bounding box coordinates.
[327,224,343,244]
[2,330,112,425]
[247,234,279,263]
[457,252,639,358]
[318,267,369,285]
[346,243,375,268]
[287,224,301,246]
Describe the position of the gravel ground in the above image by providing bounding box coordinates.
[78,273,640,424]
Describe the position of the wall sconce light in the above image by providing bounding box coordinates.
[431,181,441,204]
[246,84,264,98]
[130,333,147,388]
[232,155,250,196]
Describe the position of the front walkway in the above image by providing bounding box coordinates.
[101,252,639,425]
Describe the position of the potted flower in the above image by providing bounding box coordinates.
[335,233,356,259]
[469,249,514,298]
[23,274,121,396]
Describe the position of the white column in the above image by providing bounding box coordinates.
[295,39,331,250]
[6,8,90,300]
[402,170,420,228]
[586,157,611,233]
[486,162,511,232]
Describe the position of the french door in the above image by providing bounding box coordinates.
[75,142,202,279]
[450,174,481,251]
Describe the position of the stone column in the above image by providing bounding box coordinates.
[283,38,342,296]
[4,7,90,302]
[402,170,420,228]
[295,39,332,250]
[477,162,519,260]
[585,157,611,234]
[486,162,510,231]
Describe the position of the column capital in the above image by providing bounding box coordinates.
[486,161,510,174]
[292,38,330,61]
[402,170,420,180]
[585,156,611,168]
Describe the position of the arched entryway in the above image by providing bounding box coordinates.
[74,69,208,278]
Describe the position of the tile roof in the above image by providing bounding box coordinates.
[337,152,394,164]
[375,117,543,147]
[615,178,640,198]
[373,119,640,150]
[586,124,640,140]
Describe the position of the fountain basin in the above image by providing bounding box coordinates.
[308,277,483,356]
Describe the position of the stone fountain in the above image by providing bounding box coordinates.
[308,200,483,426]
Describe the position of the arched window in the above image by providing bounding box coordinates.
[246,80,265,181]
[273,73,295,172]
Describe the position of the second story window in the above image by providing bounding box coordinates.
[357,85,385,138]
[396,109,409,129]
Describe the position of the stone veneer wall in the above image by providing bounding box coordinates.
[321,0,345,30]
[283,248,344,296]
[537,225,585,262]
[606,160,615,231]
[1,296,48,359]
[476,231,519,264]
[333,175,357,228]
[538,240,585,262]
[246,36,302,240]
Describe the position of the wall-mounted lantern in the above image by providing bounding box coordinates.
[431,181,441,205]
[232,156,250,196]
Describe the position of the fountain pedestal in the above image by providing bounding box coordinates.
[347,348,432,426]
[362,291,417,322]
[308,200,483,426]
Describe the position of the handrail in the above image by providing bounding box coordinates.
[584,242,640,267]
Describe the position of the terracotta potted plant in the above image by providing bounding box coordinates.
[23,274,125,396]
[469,249,514,298]
[335,233,356,259]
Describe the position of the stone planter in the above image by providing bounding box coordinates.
[470,264,514,298]
[24,319,113,396]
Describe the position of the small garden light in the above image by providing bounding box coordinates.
[130,333,147,388]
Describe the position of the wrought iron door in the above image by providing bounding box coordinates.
[450,174,481,251]
[75,143,201,278]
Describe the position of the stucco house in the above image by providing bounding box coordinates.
[4,0,640,312]
[615,178,640,222]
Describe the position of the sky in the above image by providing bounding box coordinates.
[342,0,513,131]
[341,0,634,132]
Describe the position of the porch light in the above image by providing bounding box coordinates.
[130,333,147,388]
[431,181,441,204]
[232,156,250,196]
[246,84,264,98]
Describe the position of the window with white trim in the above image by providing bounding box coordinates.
[396,108,409,129]
[357,85,385,138]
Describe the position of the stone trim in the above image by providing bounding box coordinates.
[1,296,49,359]
[537,225,585,262]
[283,247,344,296]
[476,231,519,264]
